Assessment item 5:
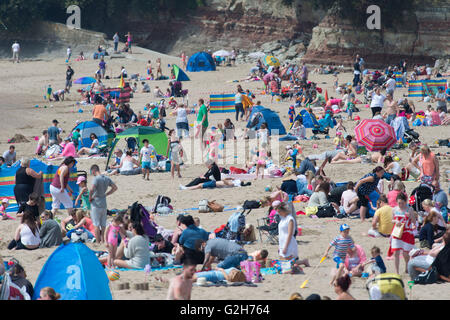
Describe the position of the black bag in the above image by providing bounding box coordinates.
[316,204,336,218]
[438,139,449,147]
[242,200,261,215]
[243,200,261,210]
[413,266,438,285]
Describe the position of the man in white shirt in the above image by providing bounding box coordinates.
[426,64,433,80]
[370,86,386,117]
[384,75,396,97]
[12,41,20,63]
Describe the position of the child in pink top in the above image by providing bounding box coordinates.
[104,215,126,268]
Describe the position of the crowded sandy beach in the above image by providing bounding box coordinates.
[0,28,449,302]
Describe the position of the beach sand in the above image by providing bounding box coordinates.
[0,45,449,300]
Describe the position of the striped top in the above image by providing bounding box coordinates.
[330,235,355,260]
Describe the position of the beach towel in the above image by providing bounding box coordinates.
[227,211,244,233]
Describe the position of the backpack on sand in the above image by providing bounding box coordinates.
[198,199,211,213]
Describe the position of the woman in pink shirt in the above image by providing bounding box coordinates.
[61,138,77,158]
[387,180,407,207]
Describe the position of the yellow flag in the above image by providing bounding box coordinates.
[119,74,125,88]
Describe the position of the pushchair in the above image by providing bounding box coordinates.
[217,209,252,241]
[364,81,375,104]
[403,129,420,144]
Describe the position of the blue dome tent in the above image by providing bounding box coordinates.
[246,106,286,135]
[32,242,112,300]
[71,121,113,149]
[186,52,216,72]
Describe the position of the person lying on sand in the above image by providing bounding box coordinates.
[180,178,251,190]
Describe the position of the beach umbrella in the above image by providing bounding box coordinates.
[354,119,397,152]
[263,55,280,67]
[73,77,97,85]
[248,51,266,59]
[213,50,231,57]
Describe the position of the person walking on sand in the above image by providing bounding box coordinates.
[12,41,20,63]
[125,32,132,54]
[89,164,118,244]
[167,258,197,300]
[65,66,74,93]
[113,32,119,53]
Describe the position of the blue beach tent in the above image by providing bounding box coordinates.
[186,52,216,72]
[32,242,112,300]
[71,121,110,149]
[298,109,320,129]
[247,106,286,135]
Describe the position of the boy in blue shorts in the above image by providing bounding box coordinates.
[324,224,355,285]
[139,139,155,181]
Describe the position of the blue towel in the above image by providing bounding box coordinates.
[227,211,242,233]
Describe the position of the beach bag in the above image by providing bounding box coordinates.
[208,200,224,212]
[0,273,30,300]
[240,260,262,283]
[198,200,211,213]
[242,200,261,215]
[366,273,406,300]
[413,266,438,285]
[391,223,405,239]
[316,204,336,218]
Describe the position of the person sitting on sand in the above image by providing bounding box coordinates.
[167,258,196,300]
[181,160,221,188]
[77,134,99,157]
[39,210,62,248]
[119,150,142,176]
[330,135,361,164]
[368,195,393,237]
[99,221,150,269]
[334,275,355,300]
[340,182,360,216]
[36,130,49,156]
[371,148,387,164]
[8,210,40,250]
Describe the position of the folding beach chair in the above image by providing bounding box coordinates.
[256,215,280,244]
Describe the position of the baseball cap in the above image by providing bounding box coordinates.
[340,224,350,232]
[76,176,86,185]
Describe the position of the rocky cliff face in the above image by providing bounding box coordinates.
[302,5,450,68]
[128,0,324,60]
[0,21,107,59]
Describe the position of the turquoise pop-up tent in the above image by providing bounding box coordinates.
[32,242,112,300]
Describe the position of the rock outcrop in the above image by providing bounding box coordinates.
[302,5,450,68]
[128,0,324,59]
[0,21,107,59]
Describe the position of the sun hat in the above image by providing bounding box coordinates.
[76,176,86,185]
[340,224,350,232]
[2,198,9,204]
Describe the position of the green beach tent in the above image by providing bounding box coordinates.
[172,64,190,81]
[106,126,168,169]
